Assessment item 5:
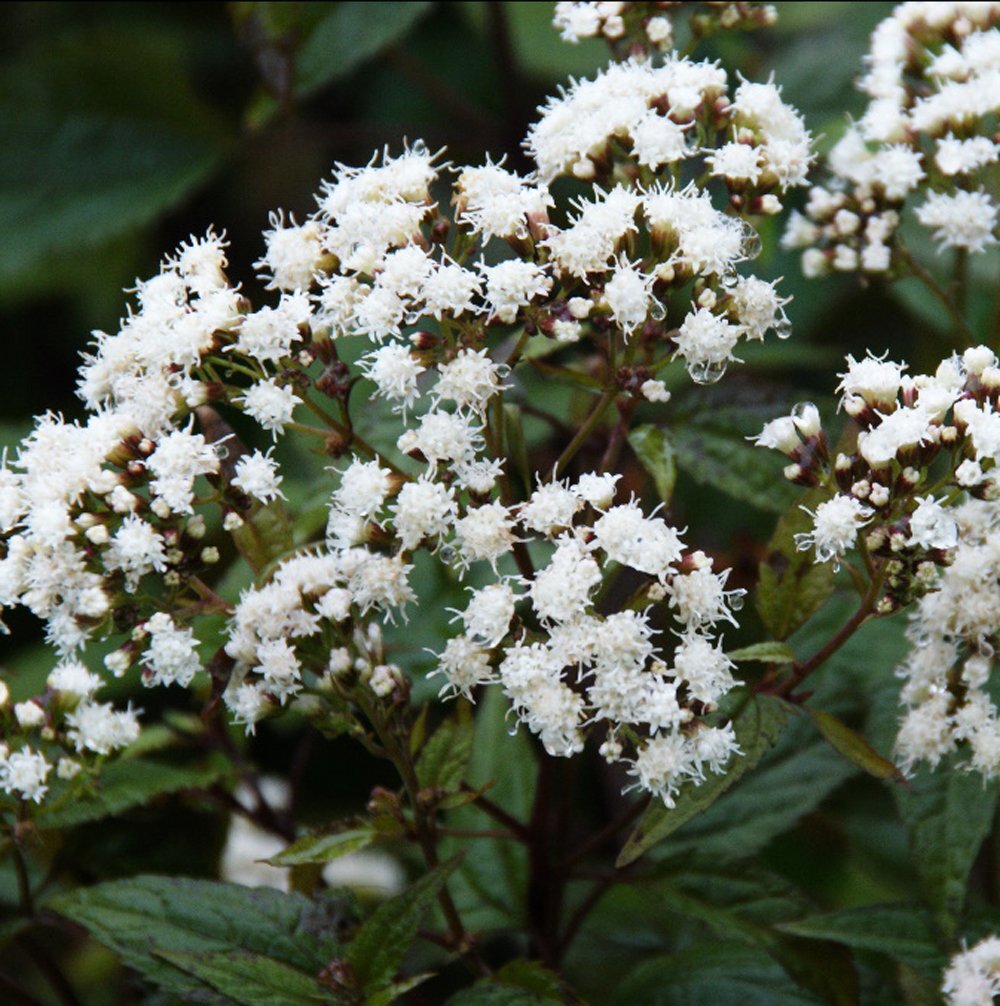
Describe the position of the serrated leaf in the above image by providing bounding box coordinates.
[894,757,1000,933]
[50,876,346,1001]
[755,489,836,641]
[616,695,789,867]
[613,943,823,1006]
[448,960,577,1006]
[417,702,474,794]
[628,425,677,505]
[649,696,860,863]
[156,949,334,1006]
[727,642,797,664]
[670,388,800,514]
[36,756,229,830]
[346,856,460,995]
[778,903,946,978]
[269,828,376,867]
[805,707,904,782]
[365,973,433,1006]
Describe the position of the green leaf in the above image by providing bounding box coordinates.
[628,425,677,505]
[894,757,1000,932]
[346,856,460,995]
[644,867,857,1006]
[616,695,789,867]
[0,29,229,293]
[416,702,474,794]
[613,943,823,1006]
[670,388,800,514]
[296,3,434,99]
[447,960,577,1006]
[156,949,334,1006]
[649,696,859,863]
[727,642,797,664]
[269,827,376,867]
[804,707,904,782]
[778,903,947,978]
[35,756,229,830]
[50,875,346,1000]
[443,687,535,931]
[365,973,433,1006]
[755,489,836,640]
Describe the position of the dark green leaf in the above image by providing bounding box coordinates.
[0,29,229,292]
[443,687,534,931]
[269,827,376,867]
[417,702,474,794]
[365,973,433,1006]
[755,489,836,640]
[650,697,858,863]
[346,856,460,994]
[616,695,789,867]
[156,949,334,1006]
[613,943,823,1006]
[36,756,229,830]
[727,642,797,664]
[297,3,434,99]
[894,758,999,932]
[804,707,904,782]
[448,960,577,1006]
[670,389,800,514]
[628,425,677,505]
[50,875,345,1000]
[778,903,947,977]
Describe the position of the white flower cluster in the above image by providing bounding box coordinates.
[896,497,1000,776]
[3,7,807,810]
[757,345,1000,778]
[943,934,1000,1006]
[785,2,1000,275]
[553,2,777,53]
[224,456,746,804]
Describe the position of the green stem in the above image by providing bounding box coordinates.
[552,389,619,479]
[897,244,975,348]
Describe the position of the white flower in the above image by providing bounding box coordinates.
[457,582,517,647]
[433,349,509,414]
[359,343,424,412]
[673,309,744,384]
[942,934,1000,1006]
[480,260,552,323]
[231,292,311,363]
[104,514,167,589]
[433,635,495,699]
[48,659,102,699]
[1,747,51,803]
[257,212,324,291]
[519,480,581,536]
[233,449,285,503]
[239,379,301,438]
[908,496,959,551]
[796,495,873,564]
[67,701,141,755]
[603,259,653,334]
[453,502,517,572]
[592,502,683,580]
[392,478,457,550]
[144,612,200,687]
[916,189,998,253]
